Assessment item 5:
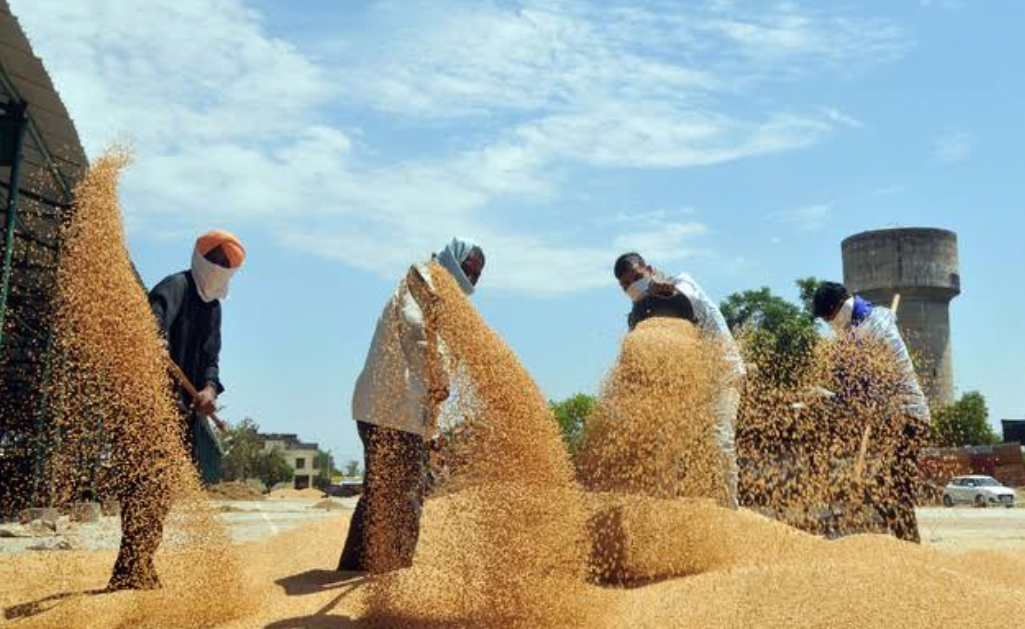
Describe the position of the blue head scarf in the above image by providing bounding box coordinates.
[437,237,480,296]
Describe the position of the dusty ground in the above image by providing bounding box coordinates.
[919,506,1025,551]
[3,499,1025,628]
[0,508,363,629]
[0,498,357,553]
[5,499,1020,554]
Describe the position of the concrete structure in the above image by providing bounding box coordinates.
[842,228,960,407]
[260,433,321,490]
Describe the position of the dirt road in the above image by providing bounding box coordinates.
[919,506,1025,551]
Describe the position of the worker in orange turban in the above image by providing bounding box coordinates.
[192,229,246,301]
[109,229,246,590]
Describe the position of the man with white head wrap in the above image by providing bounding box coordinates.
[612,252,745,509]
[109,230,246,591]
[340,237,485,573]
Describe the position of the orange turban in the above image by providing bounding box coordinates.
[195,230,246,269]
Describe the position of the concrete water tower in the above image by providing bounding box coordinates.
[841,228,960,408]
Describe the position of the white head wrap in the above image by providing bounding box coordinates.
[191,247,237,302]
[830,297,855,331]
[625,276,652,302]
[437,237,481,296]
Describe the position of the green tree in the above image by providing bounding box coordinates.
[343,460,362,478]
[795,276,820,316]
[313,451,335,490]
[931,391,998,447]
[221,417,263,482]
[253,447,294,491]
[720,281,819,386]
[550,394,595,456]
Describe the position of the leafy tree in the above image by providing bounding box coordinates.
[313,451,335,490]
[550,394,595,456]
[221,417,263,482]
[720,281,819,386]
[931,391,998,447]
[343,460,362,478]
[253,447,294,491]
[721,286,805,332]
[795,277,820,316]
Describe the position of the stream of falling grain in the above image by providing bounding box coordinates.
[6,151,249,629]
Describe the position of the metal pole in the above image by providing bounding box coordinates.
[31,331,53,504]
[0,103,28,353]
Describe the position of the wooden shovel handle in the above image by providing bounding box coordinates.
[853,424,872,483]
[850,294,900,486]
[164,355,225,430]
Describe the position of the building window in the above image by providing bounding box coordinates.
[294,475,310,490]
[313,456,320,470]
[296,457,305,469]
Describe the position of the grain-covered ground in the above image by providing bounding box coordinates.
[4,498,1025,629]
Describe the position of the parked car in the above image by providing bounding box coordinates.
[942,475,1015,508]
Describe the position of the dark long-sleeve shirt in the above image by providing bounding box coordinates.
[149,271,224,399]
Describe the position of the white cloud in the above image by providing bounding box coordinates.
[933,131,972,164]
[612,219,708,265]
[821,108,865,129]
[770,204,833,232]
[705,4,908,67]
[919,0,965,9]
[10,0,905,295]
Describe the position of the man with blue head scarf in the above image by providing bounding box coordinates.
[340,237,485,573]
[813,281,929,543]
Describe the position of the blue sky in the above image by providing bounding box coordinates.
[11,0,1024,464]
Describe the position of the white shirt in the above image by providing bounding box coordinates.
[672,272,746,385]
[351,263,442,437]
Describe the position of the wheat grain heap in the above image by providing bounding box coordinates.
[0,151,247,628]
[577,318,733,582]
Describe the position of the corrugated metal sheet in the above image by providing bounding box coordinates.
[0,0,88,512]
[0,2,86,189]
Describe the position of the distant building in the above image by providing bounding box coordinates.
[260,433,320,490]
[1002,420,1025,447]
[920,443,1025,489]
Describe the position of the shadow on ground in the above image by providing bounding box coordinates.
[4,588,107,621]
[275,569,365,596]
[265,569,365,628]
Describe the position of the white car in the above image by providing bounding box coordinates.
[942,475,1016,508]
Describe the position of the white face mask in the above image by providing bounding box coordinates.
[191,249,237,302]
[625,276,652,302]
[830,297,854,331]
